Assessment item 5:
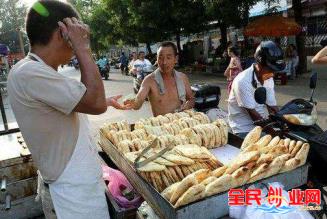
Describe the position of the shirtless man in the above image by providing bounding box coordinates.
[125,41,195,116]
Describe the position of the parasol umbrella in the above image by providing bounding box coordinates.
[244,16,302,37]
[0,44,9,56]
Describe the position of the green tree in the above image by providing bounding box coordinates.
[92,0,207,55]
[0,0,27,54]
[127,0,170,54]
[202,0,278,50]
[163,0,208,54]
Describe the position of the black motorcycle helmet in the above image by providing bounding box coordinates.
[254,41,285,72]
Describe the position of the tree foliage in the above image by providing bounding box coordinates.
[0,0,27,53]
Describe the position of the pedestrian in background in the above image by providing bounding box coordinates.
[128,52,137,75]
[119,52,128,75]
[224,46,243,95]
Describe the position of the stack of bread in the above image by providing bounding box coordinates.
[124,144,223,193]
[102,120,130,132]
[134,110,198,129]
[239,126,309,173]
[160,126,310,208]
[101,111,229,154]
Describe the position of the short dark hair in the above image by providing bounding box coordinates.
[228,46,239,57]
[26,0,79,46]
[139,51,145,55]
[159,41,178,56]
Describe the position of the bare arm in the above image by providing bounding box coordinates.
[224,66,230,77]
[312,46,327,64]
[131,77,152,110]
[224,58,234,77]
[229,57,242,69]
[267,105,279,115]
[106,95,132,110]
[244,108,264,121]
[181,74,195,110]
[59,18,106,115]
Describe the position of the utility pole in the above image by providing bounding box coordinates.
[11,0,25,56]
[292,0,307,75]
[17,28,25,56]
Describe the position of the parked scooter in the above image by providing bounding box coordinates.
[253,72,327,217]
[191,84,227,121]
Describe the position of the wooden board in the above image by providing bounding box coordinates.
[100,132,309,219]
[0,161,37,184]
[0,133,32,168]
[0,177,37,202]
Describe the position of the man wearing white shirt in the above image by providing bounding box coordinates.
[132,51,152,79]
[7,1,128,218]
[228,41,285,137]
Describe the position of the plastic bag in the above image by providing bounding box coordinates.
[229,182,314,219]
[102,165,143,209]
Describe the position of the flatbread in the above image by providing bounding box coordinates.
[212,166,227,178]
[174,184,205,208]
[249,163,269,183]
[170,174,197,204]
[295,143,310,166]
[280,158,301,173]
[200,176,217,187]
[256,153,274,165]
[162,152,195,165]
[290,141,303,157]
[255,135,272,148]
[289,140,296,153]
[173,144,211,159]
[226,151,260,174]
[241,126,262,150]
[205,174,232,197]
[180,128,202,146]
[267,136,280,147]
[161,182,180,201]
[265,156,286,178]
[231,166,251,187]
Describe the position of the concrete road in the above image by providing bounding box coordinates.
[2,65,327,140]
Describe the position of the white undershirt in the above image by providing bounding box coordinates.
[228,65,277,134]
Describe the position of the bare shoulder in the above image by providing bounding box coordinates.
[178,71,191,83]
[142,73,156,86]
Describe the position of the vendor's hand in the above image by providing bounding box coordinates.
[58,17,90,52]
[123,99,136,109]
[106,95,132,110]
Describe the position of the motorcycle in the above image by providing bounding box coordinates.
[132,65,154,94]
[191,83,228,121]
[253,72,327,218]
[72,58,79,70]
[97,63,110,80]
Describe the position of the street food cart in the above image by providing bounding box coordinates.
[0,72,42,218]
[99,111,310,219]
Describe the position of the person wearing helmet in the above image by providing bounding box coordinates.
[228,41,285,137]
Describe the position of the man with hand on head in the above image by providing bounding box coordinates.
[7,1,126,218]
